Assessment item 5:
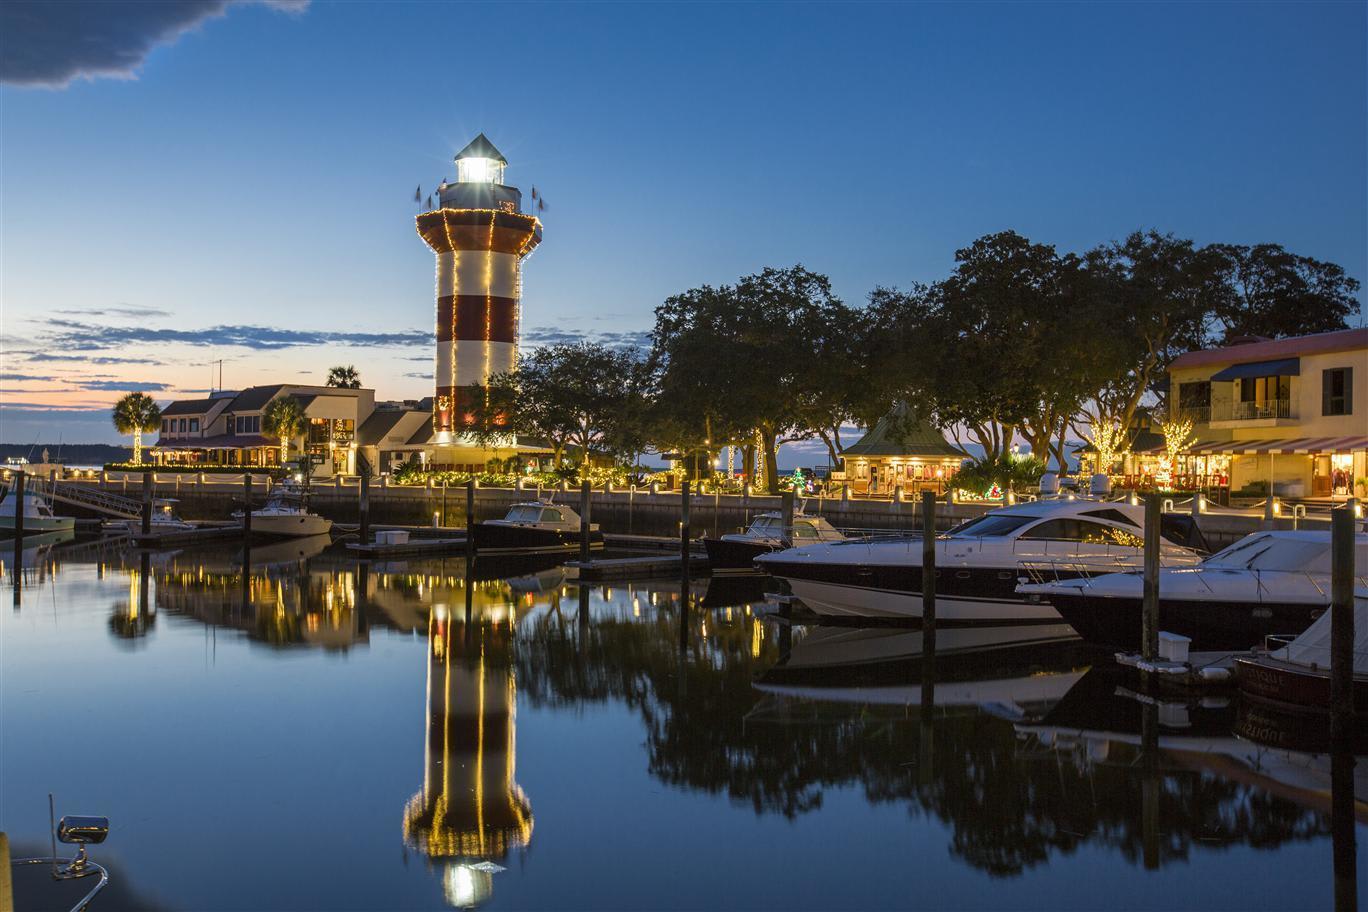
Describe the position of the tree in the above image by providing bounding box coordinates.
[651,266,848,492]
[469,343,648,473]
[262,396,306,465]
[1205,243,1360,341]
[326,365,361,388]
[111,392,161,465]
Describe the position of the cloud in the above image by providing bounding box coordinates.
[521,326,652,349]
[40,319,432,351]
[52,306,173,318]
[78,380,169,392]
[0,372,57,382]
[24,352,166,366]
[404,371,434,380]
[1,1,308,88]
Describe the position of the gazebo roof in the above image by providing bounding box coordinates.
[840,403,966,459]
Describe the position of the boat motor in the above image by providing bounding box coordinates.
[1038,473,1059,496]
[1089,473,1112,496]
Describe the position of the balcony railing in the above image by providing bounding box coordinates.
[1175,406,1211,424]
[1213,399,1294,422]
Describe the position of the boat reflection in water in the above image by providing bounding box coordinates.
[753,624,1096,719]
[403,570,534,909]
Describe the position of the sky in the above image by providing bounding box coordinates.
[2,0,1365,451]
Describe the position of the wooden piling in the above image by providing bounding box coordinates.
[922,491,937,643]
[466,479,476,559]
[1330,506,1355,724]
[1142,494,1161,661]
[580,480,592,561]
[11,472,25,589]
[142,471,153,536]
[242,474,253,543]
[780,490,795,546]
[680,481,692,579]
[358,471,370,546]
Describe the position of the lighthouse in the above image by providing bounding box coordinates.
[416,134,542,445]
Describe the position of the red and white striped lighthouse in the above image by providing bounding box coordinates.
[415,134,542,444]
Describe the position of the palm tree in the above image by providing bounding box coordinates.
[111,392,162,465]
[262,396,306,465]
[326,365,361,389]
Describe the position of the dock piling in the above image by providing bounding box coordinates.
[358,471,370,546]
[1142,494,1161,662]
[680,481,691,580]
[580,480,592,561]
[1330,505,1355,725]
[780,490,795,545]
[466,480,476,559]
[242,474,252,544]
[11,472,25,597]
[142,471,153,536]
[921,490,936,647]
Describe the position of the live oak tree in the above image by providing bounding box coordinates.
[651,266,849,493]
[1205,243,1361,341]
[111,392,162,466]
[469,342,648,473]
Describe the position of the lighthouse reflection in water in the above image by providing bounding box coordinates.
[404,579,533,909]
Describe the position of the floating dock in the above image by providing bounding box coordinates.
[130,524,240,548]
[346,536,468,558]
[567,553,709,581]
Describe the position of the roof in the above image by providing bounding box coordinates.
[225,385,286,412]
[356,409,409,446]
[455,133,506,164]
[406,421,435,446]
[840,403,965,459]
[160,398,221,416]
[1209,358,1300,381]
[1169,327,1368,371]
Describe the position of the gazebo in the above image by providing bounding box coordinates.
[836,403,966,495]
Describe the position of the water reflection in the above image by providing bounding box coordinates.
[403,566,535,909]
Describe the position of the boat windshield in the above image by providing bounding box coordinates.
[948,514,1039,538]
[505,505,542,523]
[1202,535,1331,572]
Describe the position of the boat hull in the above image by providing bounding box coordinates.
[245,513,333,539]
[1048,592,1325,652]
[702,537,775,573]
[472,522,604,555]
[784,576,1062,622]
[1233,655,1368,716]
[0,516,75,534]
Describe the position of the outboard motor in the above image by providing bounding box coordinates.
[1038,473,1060,496]
[1089,473,1112,497]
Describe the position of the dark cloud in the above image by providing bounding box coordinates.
[404,371,434,380]
[40,319,432,351]
[52,306,173,318]
[1,0,308,88]
[521,326,651,349]
[0,372,57,382]
[22,352,165,365]
[78,380,169,392]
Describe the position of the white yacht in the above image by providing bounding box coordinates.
[1023,530,1368,651]
[117,498,196,535]
[234,482,333,539]
[0,482,76,534]
[755,499,1205,622]
[703,511,845,573]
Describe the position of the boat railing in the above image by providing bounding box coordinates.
[1017,559,1139,587]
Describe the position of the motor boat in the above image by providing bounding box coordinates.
[1021,531,1368,652]
[472,501,602,555]
[1233,587,1368,716]
[702,511,844,573]
[0,481,76,534]
[114,498,195,535]
[234,481,333,539]
[755,498,1204,622]
[5,803,112,912]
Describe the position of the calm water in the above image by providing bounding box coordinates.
[1,537,1363,910]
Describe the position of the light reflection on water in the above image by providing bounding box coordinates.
[1,539,1362,910]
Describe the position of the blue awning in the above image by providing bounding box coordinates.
[1209,357,1300,381]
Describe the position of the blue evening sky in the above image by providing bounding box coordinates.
[1,1,1364,446]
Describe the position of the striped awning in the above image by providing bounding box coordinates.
[1181,436,1368,456]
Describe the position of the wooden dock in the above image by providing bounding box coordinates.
[346,536,468,558]
[602,533,686,551]
[567,553,709,581]
[130,524,240,548]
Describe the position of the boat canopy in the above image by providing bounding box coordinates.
[1274,592,1368,673]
